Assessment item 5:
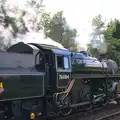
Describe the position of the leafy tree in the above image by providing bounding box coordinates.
[111,20,120,39]
[0,0,44,49]
[89,14,106,57]
[0,0,30,49]
[92,14,105,31]
[104,19,120,65]
[26,0,45,31]
[87,44,99,57]
[41,11,78,50]
[90,14,120,65]
[0,0,78,51]
[0,0,17,49]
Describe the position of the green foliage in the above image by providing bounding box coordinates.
[0,0,44,49]
[0,0,78,51]
[26,0,44,31]
[41,11,78,50]
[0,2,18,37]
[92,14,105,30]
[90,14,120,66]
[111,20,120,39]
[89,14,106,57]
[104,19,120,65]
[87,44,99,57]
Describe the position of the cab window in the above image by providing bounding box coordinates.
[35,52,45,71]
[56,55,70,69]
[63,56,69,69]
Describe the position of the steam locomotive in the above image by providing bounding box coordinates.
[0,42,120,120]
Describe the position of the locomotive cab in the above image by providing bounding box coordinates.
[25,43,72,92]
[7,42,72,93]
[5,42,72,118]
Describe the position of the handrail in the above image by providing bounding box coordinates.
[53,79,75,104]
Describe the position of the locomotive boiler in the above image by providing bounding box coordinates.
[71,50,120,110]
[71,51,118,74]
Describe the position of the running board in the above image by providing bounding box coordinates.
[71,101,90,108]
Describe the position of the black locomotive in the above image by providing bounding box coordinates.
[0,42,120,120]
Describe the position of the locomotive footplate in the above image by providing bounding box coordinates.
[72,74,120,79]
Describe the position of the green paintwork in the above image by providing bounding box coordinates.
[0,75,44,101]
[72,64,107,73]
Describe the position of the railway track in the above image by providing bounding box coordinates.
[6,101,120,120]
[54,101,120,120]
[96,110,120,120]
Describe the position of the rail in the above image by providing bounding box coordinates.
[96,110,120,120]
[53,102,120,120]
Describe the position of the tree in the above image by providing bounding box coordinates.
[41,11,78,50]
[0,0,44,49]
[92,14,105,31]
[0,0,78,51]
[0,0,30,49]
[0,0,29,37]
[90,14,120,65]
[104,19,120,65]
[89,14,106,57]
[0,0,18,49]
[26,0,45,31]
[111,19,120,39]
[87,44,99,57]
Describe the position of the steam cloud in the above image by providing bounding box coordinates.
[91,34,107,54]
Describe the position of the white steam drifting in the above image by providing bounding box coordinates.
[91,34,107,54]
[13,31,66,49]
[0,0,66,50]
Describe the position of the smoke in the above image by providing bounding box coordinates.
[91,34,107,54]
[13,31,66,49]
[0,0,66,50]
[11,1,66,50]
[0,25,15,49]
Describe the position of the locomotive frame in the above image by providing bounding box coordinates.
[0,42,120,120]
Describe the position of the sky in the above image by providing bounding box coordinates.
[7,0,120,49]
[43,0,120,48]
